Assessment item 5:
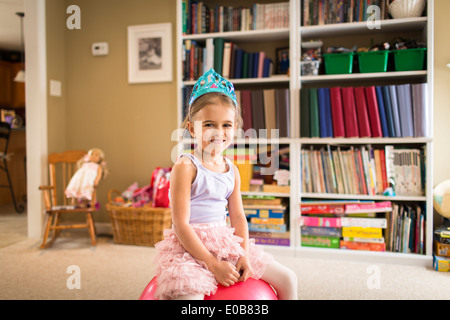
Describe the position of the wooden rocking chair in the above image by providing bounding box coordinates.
[39,150,97,249]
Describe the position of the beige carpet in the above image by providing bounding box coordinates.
[1,205,450,300]
[1,233,450,300]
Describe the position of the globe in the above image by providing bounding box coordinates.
[433,180,450,219]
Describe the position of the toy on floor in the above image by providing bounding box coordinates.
[139,276,278,300]
[65,148,108,207]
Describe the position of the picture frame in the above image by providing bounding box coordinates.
[127,23,173,83]
[1,109,15,125]
[276,47,290,75]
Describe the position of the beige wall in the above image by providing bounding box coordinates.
[46,0,66,153]
[46,0,177,221]
[434,0,450,187]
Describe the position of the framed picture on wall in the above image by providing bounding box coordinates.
[127,23,173,83]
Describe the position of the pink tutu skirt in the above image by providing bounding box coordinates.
[153,220,274,300]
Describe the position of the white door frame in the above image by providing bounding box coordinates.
[24,0,47,239]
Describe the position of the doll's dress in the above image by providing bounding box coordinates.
[65,162,99,201]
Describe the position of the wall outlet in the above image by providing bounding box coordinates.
[92,42,109,56]
[50,80,62,97]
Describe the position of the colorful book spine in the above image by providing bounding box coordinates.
[342,226,383,238]
[301,235,340,248]
[299,216,341,228]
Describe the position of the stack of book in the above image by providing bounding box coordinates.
[302,0,391,26]
[300,84,429,139]
[299,201,391,252]
[183,38,274,81]
[182,1,289,35]
[301,144,425,196]
[244,196,290,246]
[299,200,427,254]
[389,202,426,254]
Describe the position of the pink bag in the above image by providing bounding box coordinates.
[151,167,171,208]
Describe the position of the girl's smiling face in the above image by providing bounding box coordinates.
[188,101,236,158]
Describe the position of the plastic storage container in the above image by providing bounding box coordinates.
[357,51,389,73]
[323,52,354,75]
[301,60,321,76]
[392,48,426,71]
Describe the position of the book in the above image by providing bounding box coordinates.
[342,226,383,238]
[354,86,371,137]
[263,89,277,138]
[300,202,345,215]
[301,226,342,237]
[375,86,389,137]
[300,88,311,137]
[340,240,386,251]
[344,201,392,214]
[330,87,345,138]
[275,88,290,138]
[340,217,387,228]
[248,223,287,233]
[250,217,285,225]
[341,87,359,138]
[213,38,225,74]
[365,86,382,137]
[381,86,396,137]
[239,90,253,133]
[251,90,265,133]
[244,206,286,219]
[388,85,402,137]
[396,84,414,137]
[301,235,340,248]
[318,87,333,138]
[299,216,341,228]
[412,83,428,137]
[309,88,320,138]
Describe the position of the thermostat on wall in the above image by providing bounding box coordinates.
[92,42,109,56]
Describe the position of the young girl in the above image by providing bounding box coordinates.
[153,69,298,300]
[65,148,108,206]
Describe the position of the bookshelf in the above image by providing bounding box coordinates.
[176,0,434,266]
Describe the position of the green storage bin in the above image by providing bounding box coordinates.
[357,50,389,73]
[323,52,354,75]
[393,48,426,71]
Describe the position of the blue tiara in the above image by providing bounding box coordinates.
[189,68,237,107]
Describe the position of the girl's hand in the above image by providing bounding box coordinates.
[209,260,240,287]
[236,256,253,282]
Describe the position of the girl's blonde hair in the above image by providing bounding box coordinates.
[181,91,243,131]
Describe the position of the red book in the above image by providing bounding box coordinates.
[240,90,253,132]
[300,203,345,215]
[354,87,372,137]
[365,86,383,137]
[379,149,388,190]
[341,87,359,138]
[330,87,345,138]
[340,240,386,252]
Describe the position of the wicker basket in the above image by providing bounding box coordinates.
[389,0,426,19]
[106,189,172,246]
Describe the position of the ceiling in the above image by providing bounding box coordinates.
[0,0,25,51]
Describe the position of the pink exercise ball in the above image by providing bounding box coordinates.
[139,276,278,300]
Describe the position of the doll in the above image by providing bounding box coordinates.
[65,148,108,206]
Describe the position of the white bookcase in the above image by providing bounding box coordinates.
[176,0,434,266]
